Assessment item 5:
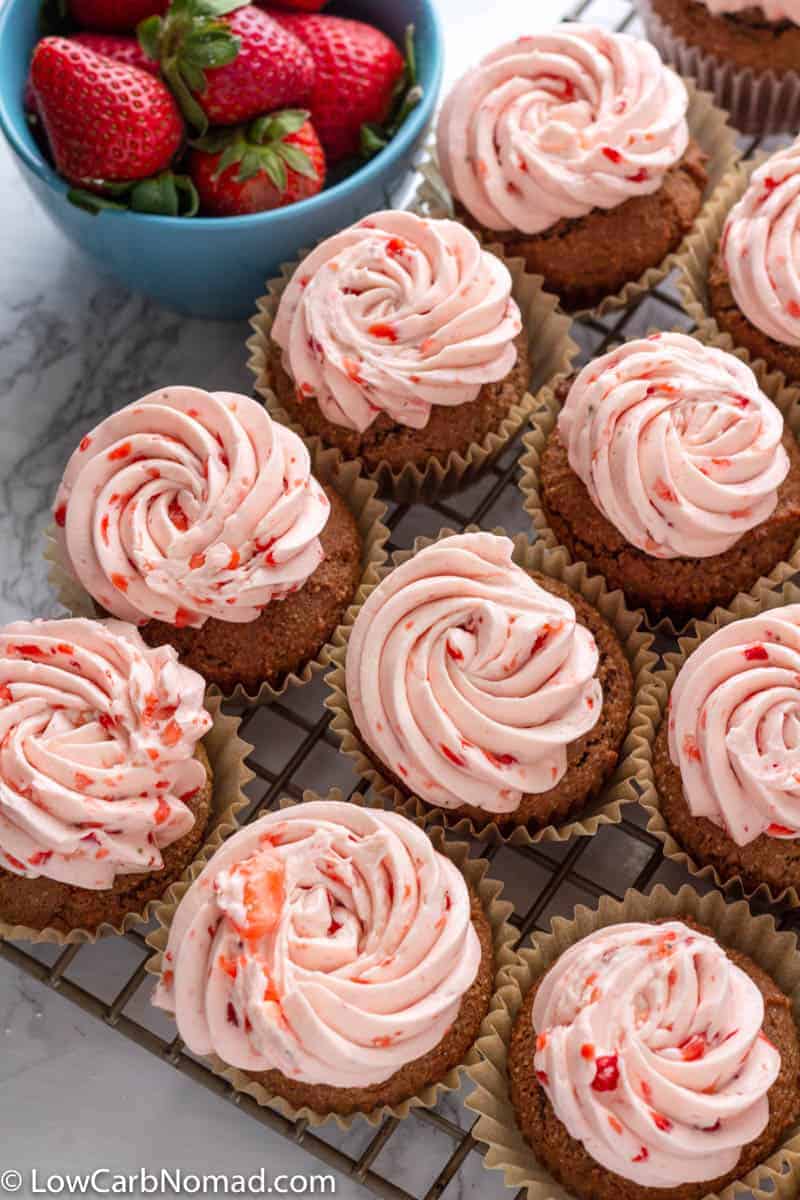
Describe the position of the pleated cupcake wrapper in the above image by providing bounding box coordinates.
[324,527,658,847]
[415,79,740,319]
[0,693,253,945]
[247,248,577,504]
[144,787,519,1129]
[44,444,390,708]
[636,0,800,136]
[465,883,800,1200]
[518,326,800,639]
[638,578,800,909]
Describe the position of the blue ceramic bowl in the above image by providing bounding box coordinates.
[0,0,444,318]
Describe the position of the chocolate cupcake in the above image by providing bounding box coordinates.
[435,25,709,311]
[637,0,800,134]
[0,617,214,938]
[258,210,532,488]
[151,800,499,1119]
[652,604,800,899]
[535,333,800,624]
[708,141,800,387]
[507,918,800,1200]
[51,387,383,699]
[338,531,635,835]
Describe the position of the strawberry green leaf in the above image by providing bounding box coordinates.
[360,124,389,158]
[212,139,247,180]
[250,109,310,143]
[275,141,317,180]
[67,173,199,218]
[137,15,163,61]
[183,30,240,68]
[195,0,249,15]
[256,148,288,193]
[67,189,129,215]
[360,24,423,161]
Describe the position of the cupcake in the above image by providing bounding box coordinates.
[709,141,800,386]
[536,332,800,623]
[52,386,372,698]
[507,918,800,1200]
[637,0,800,134]
[341,531,634,833]
[653,604,800,898]
[152,800,496,1118]
[435,24,709,310]
[262,210,531,483]
[0,617,213,937]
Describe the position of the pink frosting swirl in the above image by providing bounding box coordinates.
[436,24,689,236]
[558,333,789,559]
[669,605,800,845]
[345,532,601,815]
[533,921,781,1188]
[152,802,482,1087]
[0,618,211,890]
[53,388,330,628]
[271,211,522,433]
[700,0,800,21]
[722,141,800,349]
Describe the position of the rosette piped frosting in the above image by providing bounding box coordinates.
[722,141,800,349]
[271,211,522,434]
[669,605,800,845]
[0,618,211,890]
[53,387,330,628]
[558,333,789,559]
[436,24,690,236]
[345,532,602,815]
[533,921,781,1188]
[153,801,482,1087]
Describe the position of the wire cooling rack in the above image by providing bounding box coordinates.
[3,2,799,1197]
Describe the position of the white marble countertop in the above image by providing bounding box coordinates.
[0,2,651,1197]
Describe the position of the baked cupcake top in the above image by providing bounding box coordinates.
[533,920,780,1188]
[699,0,800,20]
[53,387,329,628]
[722,141,800,349]
[436,24,689,237]
[345,532,602,815]
[153,801,482,1087]
[669,605,800,845]
[271,211,522,434]
[0,618,211,890]
[558,332,789,559]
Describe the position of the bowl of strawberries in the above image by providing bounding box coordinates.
[0,0,443,318]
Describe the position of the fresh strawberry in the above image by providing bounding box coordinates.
[139,1,314,134]
[30,37,184,186]
[268,12,412,163]
[70,32,160,73]
[188,109,324,215]
[69,0,169,32]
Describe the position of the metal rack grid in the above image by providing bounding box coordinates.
[3,2,798,1197]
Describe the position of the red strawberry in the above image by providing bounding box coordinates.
[188,109,325,215]
[70,33,160,73]
[69,0,169,32]
[140,1,314,134]
[30,37,184,186]
[268,12,408,162]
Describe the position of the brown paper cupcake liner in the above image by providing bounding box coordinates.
[518,326,800,639]
[144,788,519,1129]
[247,249,577,504]
[466,883,800,1200]
[636,0,800,136]
[44,445,390,707]
[415,80,740,319]
[324,527,658,847]
[0,693,253,945]
[638,579,800,909]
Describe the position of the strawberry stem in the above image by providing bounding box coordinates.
[360,24,423,161]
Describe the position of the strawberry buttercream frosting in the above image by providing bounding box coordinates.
[345,532,602,815]
[699,0,800,21]
[722,141,800,349]
[436,25,689,236]
[669,606,800,845]
[558,333,789,559]
[533,921,781,1188]
[0,618,211,890]
[53,387,330,629]
[153,802,482,1087]
[270,211,522,433]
